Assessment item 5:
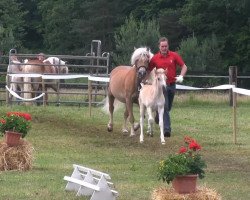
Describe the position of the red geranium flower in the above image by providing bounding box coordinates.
[179,146,187,154]
[7,112,32,121]
[0,119,6,124]
[184,136,195,144]
[189,140,201,151]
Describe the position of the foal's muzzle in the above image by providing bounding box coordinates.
[138,67,147,79]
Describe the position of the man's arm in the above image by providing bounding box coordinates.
[175,64,188,83]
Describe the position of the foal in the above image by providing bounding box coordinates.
[139,68,167,144]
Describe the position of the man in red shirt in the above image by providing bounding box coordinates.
[148,37,187,137]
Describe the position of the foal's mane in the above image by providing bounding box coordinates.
[131,47,153,65]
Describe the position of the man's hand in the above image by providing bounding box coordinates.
[175,75,184,83]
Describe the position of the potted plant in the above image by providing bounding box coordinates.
[157,136,206,194]
[0,112,32,146]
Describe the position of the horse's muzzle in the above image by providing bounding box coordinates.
[138,67,146,79]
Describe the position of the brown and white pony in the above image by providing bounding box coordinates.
[7,56,24,101]
[22,57,68,105]
[105,47,153,136]
[139,68,167,144]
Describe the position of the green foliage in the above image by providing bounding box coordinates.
[180,0,250,70]
[178,34,223,72]
[113,14,160,66]
[0,0,27,53]
[157,136,206,184]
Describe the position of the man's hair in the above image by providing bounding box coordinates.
[158,37,168,45]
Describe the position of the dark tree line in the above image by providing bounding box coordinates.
[0,0,249,76]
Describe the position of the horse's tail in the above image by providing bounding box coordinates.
[23,76,33,105]
[101,96,124,114]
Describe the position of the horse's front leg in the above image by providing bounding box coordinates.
[125,98,136,137]
[107,94,115,132]
[158,105,165,145]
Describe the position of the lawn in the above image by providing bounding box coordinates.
[0,92,250,200]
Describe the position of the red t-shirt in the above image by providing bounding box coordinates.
[148,51,185,84]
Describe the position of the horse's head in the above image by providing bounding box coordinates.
[131,47,153,79]
[8,57,22,73]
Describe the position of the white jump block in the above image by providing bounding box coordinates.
[64,164,118,200]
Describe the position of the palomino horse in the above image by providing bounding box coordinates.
[22,58,68,105]
[138,68,167,144]
[106,47,153,136]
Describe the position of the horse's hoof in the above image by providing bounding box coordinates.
[161,141,166,145]
[140,141,144,144]
[129,134,136,137]
[107,125,113,132]
[122,129,129,134]
[133,123,140,131]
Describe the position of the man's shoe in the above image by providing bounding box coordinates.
[164,132,171,137]
[155,115,159,124]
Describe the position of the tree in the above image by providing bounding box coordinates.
[0,0,26,54]
[112,15,160,66]
[178,34,224,86]
[180,0,250,70]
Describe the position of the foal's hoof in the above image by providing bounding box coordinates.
[107,125,113,132]
[133,123,140,131]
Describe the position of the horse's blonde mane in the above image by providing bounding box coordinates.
[131,47,153,65]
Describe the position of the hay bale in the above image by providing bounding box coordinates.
[151,186,221,200]
[0,139,34,171]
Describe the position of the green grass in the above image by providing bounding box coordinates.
[0,94,250,200]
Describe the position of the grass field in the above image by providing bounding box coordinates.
[0,92,250,200]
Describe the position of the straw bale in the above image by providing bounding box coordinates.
[0,139,34,171]
[151,186,221,200]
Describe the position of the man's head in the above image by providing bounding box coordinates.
[37,53,45,61]
[158,37,169,55]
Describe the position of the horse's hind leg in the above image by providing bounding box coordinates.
[107,94,115,132]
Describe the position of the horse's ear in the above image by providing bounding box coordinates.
[146,47,149,51]
[152,68,156,77]
[134,47,137,50]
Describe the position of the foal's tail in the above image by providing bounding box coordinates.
[101,96,124,114]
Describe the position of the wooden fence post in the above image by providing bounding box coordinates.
[229,66,237,106]
[229,66,238,144]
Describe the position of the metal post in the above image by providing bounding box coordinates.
[88,80,92,117]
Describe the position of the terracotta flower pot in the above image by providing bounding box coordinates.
[172,174,198,194]
[4,131,22,147]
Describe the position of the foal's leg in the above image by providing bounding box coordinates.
[107,94,115,132]
[158,105,165,145]
[146,107,154,137]
[139,103,145,143]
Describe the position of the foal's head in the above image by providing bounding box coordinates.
[154,68,167,88]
